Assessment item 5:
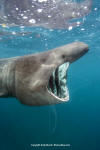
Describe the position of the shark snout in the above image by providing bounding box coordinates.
[66,41,89,63]
[54,42,89,64]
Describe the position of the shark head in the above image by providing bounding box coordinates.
[8,41,88,106]
[0,41,89,106]
[0,42,89,106]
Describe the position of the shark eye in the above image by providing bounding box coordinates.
[62,54,66,59]
[47,62,69,101]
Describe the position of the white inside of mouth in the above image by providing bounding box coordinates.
[47,62,69,101]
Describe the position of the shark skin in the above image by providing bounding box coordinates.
[0,42,89,106]
[0,0,92,29]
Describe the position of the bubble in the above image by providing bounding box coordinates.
[20,14,24,17]
[29,19,36,24]
[3,16,7,18]
[94,8,98,11]
[81,28,85,31]
[38,0,47,2]
[23,16,28,19]
[84,6,88,10]
[77,21,81,26]
[37,9,43,13]
[20,26,25,28]
[16,8,19,10]
[48,15,51,18]
[12,31,16,35]
[68,26,73,31]
[65,2,68,5]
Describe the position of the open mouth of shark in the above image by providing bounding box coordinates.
[47,62,69,101]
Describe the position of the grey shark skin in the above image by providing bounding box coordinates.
[0,0,92,29]
[0,42,89,106]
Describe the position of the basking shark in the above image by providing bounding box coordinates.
[0,0,92,29]
[0,42,89,106]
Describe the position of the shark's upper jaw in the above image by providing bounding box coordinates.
[47,62,69,101]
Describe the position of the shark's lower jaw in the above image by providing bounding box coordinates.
[47,62,69,101]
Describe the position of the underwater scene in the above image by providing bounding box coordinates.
[0,0,100,150]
